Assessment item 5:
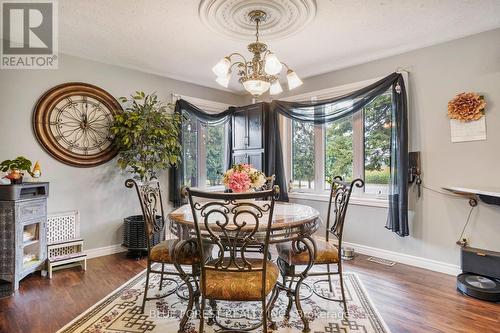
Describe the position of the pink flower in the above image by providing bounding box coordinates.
[228,171,251,193]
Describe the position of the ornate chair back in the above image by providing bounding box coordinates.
[186,187,279,298]
[264,175,276,190]
[325,177,364,247]
[258,174,276,201]
[125,179,166,254]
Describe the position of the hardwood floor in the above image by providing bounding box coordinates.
[0,254,146,333]
[0,252,499,333]
[347,256,500,333]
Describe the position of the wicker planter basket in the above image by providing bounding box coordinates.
[0,280,14,299]
[122,215,163,259]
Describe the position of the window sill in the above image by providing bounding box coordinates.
[200,185,225,192]
[288,192,389,208]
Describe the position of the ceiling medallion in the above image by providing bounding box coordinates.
[211,10,303,96]
[199,0,317,41]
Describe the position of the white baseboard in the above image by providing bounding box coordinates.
[344,241,461,276]
[85,244,127,259]
[83,242,460,276]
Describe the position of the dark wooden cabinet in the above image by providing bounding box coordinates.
[248,151,264,171]
[232,111,247,150]
[247,106,263,149]
[231,103,266,171]
[232,150,265,171]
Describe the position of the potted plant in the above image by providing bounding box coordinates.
[112,91,182,181]
[111,91,182,258]
[0,156,34,184]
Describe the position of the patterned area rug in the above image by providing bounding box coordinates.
[58,266,390,333]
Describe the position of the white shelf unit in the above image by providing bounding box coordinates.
[46,211,86,279]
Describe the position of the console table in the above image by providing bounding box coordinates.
[442,186,500,206]
[442,185,500,302]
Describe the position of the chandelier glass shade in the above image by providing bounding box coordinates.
[212,10,303,96]
[286,69,304,90]
[242,79,271,96]
[215,71,231,88]
[269,80,283,95]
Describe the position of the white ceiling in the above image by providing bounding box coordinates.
[59,0,500,94]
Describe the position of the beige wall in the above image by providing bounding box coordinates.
[0,54,242,251]
[282,28,500,267]
[1,28,499,267]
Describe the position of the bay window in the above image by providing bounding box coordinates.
[173,94,230,190]
[324,114,354,187]
[205,125,226,187]
[283,80,396,202]
[291,120,315,190]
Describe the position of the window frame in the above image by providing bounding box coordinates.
[280,75,408,207]
[285,110,366,194]
[172,94,231,191]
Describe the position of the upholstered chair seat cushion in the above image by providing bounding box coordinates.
[276,238,339,265]
[150,239,211,265]
[201,259,279,301]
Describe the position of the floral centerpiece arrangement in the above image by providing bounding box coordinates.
[223,164,267,193]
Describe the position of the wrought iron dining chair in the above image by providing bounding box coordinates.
[186,186,280,333]
[275,177,364,318]
[126,179,206,332]
[264,175,276,190]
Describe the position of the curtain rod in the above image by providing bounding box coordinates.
[396,67,410,74]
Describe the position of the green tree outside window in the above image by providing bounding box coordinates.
[205,125,225,186]
[292,121,315,189]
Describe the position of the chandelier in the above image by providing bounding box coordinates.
[211,10,303,96]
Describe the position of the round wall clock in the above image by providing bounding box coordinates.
[33,82,123,167]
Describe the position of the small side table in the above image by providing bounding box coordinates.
[0,182,49,297]
[443,186,500,302]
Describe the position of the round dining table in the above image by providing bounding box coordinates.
[168,201,321,243]
[168,201,322,332]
